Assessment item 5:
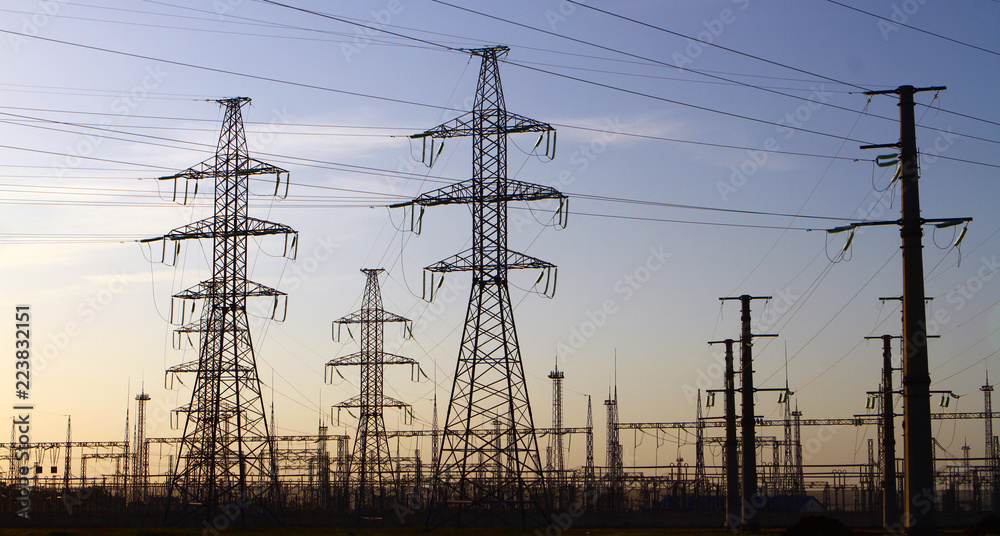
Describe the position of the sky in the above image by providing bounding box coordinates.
[0,0,998,480]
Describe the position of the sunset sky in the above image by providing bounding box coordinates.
[1,0,998,477]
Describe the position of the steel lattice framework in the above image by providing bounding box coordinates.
[131,392,151,505]
[392,46,563,526]
[143,97,295,524]
[326,268,416,516]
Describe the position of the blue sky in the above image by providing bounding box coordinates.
[1,0,998,477]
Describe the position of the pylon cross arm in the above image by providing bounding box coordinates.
[144,216,295,243]
[334,394,411,409]
[413,111,553,140]
[425,248,555,273]
[326,351,417,367]
[396,177,564,209]
[333,309,410,325]
[158,156,287,182]
[172,278,285,300]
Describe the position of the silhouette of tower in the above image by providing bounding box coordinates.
[143,97,295,524]
[549,360,565,480]
[392,46,563,525]
[326,268,416,516]
[605,387,623,509]
[132,391,151,505]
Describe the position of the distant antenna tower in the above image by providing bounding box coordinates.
[326,268,417,516]
[392,45,563,525]
[548,359,565,484]
[143,97,296,524]
[132,391,151,505]
[605,386,623,509]
[584,395,595,506]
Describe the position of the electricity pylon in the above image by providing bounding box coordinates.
[391,45,563,527]
[143,97,296,525]
[326,268,416,517]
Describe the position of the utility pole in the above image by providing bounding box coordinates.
[720,295,776,532]
[866,334,901,528]
[861,85,949,536]
[709,338,739,528]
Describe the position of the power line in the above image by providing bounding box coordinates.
[827,1,1000,57]
[563,0,871,91]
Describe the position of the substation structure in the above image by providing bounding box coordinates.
[4,364,999,528]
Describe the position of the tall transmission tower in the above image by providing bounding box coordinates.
[143,97,296,524]
[326,268,416,516]
[391,45,563,526]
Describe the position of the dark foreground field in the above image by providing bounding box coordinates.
[0,529,981,536]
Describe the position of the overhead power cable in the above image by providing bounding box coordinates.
[827,1,1000,57]
[563,0,871,91]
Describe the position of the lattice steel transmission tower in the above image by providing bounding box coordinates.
[143,97,296,524]
[132,391,151,505]
[431,392,440,476]
[605,387,623,509]
[549,360,565,491]
[326,268,416,516]
[984,376,999,510]
[584,395,595,505]
[695,390,707,501]
[391,45,563,526]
